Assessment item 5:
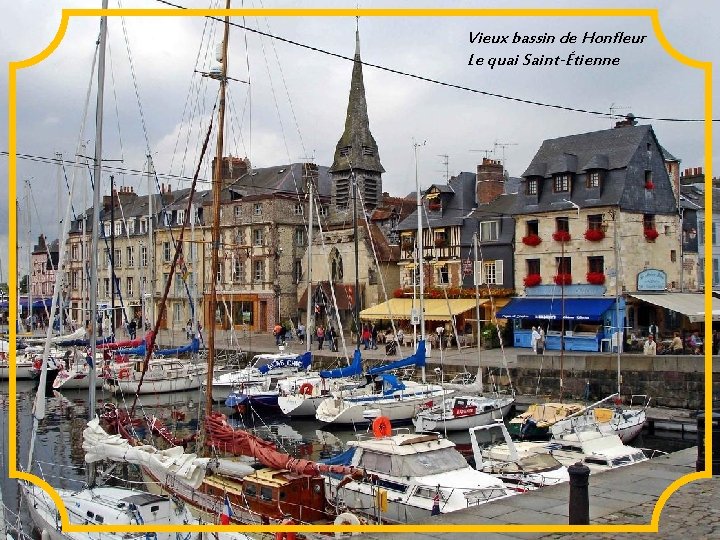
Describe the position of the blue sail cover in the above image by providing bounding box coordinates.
[116,342,146,356]
[320,447,356,466]
[155,338,200,356]
[367,340,426,376]
[257,351,312,374]
[56,335,114,347]
[319,349,363,379]
[381,374,406,395]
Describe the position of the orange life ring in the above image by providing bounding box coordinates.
[118,367,130,379]
[372,416,392,438]
[299,382,313,396]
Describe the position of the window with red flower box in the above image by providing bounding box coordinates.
[524,274,542,287]
[584,228,605,241]
[522,234,542,246]
[554,273,572,285]
[552,230,571,242]
[586,272,606,285]
[644,228,659,241]
[645,181,654,190]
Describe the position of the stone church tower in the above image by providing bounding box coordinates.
[329,29,384,212]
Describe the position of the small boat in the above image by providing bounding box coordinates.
[53,349,105,390]
[507,402,586,440]
[469,422,569,491]
[0,339,35,379]
[104,356,208,395]
[413,394,515,432]
[323,425,513,523]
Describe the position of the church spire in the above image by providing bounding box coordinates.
[329,27,384,176]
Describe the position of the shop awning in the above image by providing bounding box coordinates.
[359,298,484,321]
[496,297,615,321]
[629,293,719,322]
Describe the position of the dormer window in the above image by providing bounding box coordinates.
[587,170,602,188]
[553,174,571,193]
[527,178,538,195]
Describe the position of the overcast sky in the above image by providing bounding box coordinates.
[2,0,718,285]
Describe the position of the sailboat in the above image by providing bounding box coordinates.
[21,3,203,537]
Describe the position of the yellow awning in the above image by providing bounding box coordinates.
[359,298,486,321]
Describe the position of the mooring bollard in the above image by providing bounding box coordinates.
[568,461,590,525]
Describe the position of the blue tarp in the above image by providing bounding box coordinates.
[116,342,146,356]
[319,349,363,379]
[56,335,114,347]
[367,340,426,376]
[320,447,355,466]
[496,298,615,321]
[257,351,312,374]
[155,338,200,356]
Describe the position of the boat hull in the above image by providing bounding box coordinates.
[414,398,514,432]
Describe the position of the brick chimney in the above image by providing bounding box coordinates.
[476,158,505,205]
[213,156,250,189]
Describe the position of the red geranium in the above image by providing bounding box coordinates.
[393,288,405,298]
[645,181,655,190]
[523,274,542,287]
[552,230,571,242]
[522,234,542,246]
[584,229,605,241]
[586,272,606,285]
[644,228,659,241]
[554,273,572,285]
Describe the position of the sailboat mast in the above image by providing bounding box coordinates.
[110,174,115,335]
[206,0,231,419]
[25,178,32,333]
[613,208,622,395]
[305,175,314,353]
[473,232,484,392]
[353,173,360,350]
[87,1,109,487]
[414,140,426,383]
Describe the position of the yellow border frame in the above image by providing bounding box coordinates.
[7,6,713,535]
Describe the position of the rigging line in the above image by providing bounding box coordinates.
[256,0,308,157]
[154,0,714,123]
[106,31,127,166]
[242,2,252,162]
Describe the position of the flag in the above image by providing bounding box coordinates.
[431,488,441,516]
[220,494,232,525]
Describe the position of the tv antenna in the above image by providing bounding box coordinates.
[437,154,449,183]
[469,149,494,159]
[609,103,631,127]
[493,141,517,168]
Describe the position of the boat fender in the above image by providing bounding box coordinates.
[372,416,392,438]
[118,367,131,379]
[334,512,360,536]
[299,382,313,396]
[275,518,297,540]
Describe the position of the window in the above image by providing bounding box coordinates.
[139,219,147,234]
[139,276,147,293]
[72,271,79,290]
[434,230,448,247]
[713,223,717,245]
[474,260,504,285]
[114,249,121,267]
[253,229,264,246]
[253,260,264,283]
[556,216,570,233]
[645,170,652,184]
[556,256,571,274]
[71,244,79,261]
[699,257,705,285]
[699,220,705,245]
[587,214,603,230]
[670,250,677,263]
[587,171,601,188]
[163,242,171,262]
[330,248,344,281]
[177,209,185,225]
[140,246,148,267]
[437,264,449,285]
[162,211,171,226]
[173,302,182,323]
[294,227,305,246]
[234,206,241,219]
[216,264,224,284]
[714,259,719,286]
[127,220,135,235]
[253,203,263,216]
[259,486,273,501]
[553,174,570,193]
[174,276,184,295]
[480,221,498,241]
[526,178,538,195]
[114,222,122,237]
[126,277,134,297]
[232,258,244,282]
[294,203,303,216]
[526,220,539,236]
[126,246,135,267]
[643,214,656,230]
[103,223,110,238]
[588,256,604,273]
[527,258,540,275]
[318,205,328,217]
[294,260,303,283]
[102,277,109,296]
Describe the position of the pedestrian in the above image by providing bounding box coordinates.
[128,318,137,340]
[643,334,657,355]
[186,319,193,340]
[371,324,378,350]
[316,325,325,350]
[362,325,371,350]
[297,322,306,344]
[648,322,659,341]
[537,327,546,355]
[688,331,702,355]
[670,331,684,354]
[396,328,404,347]
[327,326,337,352]
[273,323,283,346]
[530,326,539,352]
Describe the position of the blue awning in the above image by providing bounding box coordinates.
[496,298,615,321]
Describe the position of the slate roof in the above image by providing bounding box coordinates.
[224,163,332,201]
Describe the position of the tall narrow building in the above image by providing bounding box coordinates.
[329,29,384,212]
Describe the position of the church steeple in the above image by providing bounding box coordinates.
[330,27,384,211]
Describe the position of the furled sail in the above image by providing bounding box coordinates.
[319,349,363,379]
[367,340,426,375]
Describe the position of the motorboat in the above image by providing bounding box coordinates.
[323,428,514,523]
[104,356,208,395]
[413,394,515,432]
